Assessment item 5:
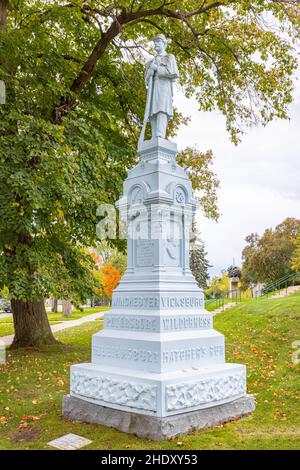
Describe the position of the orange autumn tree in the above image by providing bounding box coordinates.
[94,264,121,301]
[86,250,102,269]
[87,248,121,301]
[102,264,121,298]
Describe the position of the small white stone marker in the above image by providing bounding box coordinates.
[48,433,92,450]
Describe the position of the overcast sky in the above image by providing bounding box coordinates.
[175,81,300,277]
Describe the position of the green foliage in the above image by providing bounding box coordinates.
[206,271,230,297]
[291,233,300,272]
[115,0,299,143]
[177,148,220,220]
[241,217,300,286]
[0,5,136,301]
[0,285,10,300]
[0,1,299,304]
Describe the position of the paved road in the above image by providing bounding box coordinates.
[0,311,105,346]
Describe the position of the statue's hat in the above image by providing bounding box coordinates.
[152,34,169,45]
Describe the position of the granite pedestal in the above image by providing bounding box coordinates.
[63,394,255,440]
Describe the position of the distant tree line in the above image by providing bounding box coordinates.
[241,217,300,288]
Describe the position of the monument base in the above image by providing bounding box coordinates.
[62,394,255,441]
[69,362,247,417]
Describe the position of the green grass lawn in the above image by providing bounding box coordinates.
[0,323,15,337]
[0,306,109,338]
[47,306,109,322]
[0,293,299,450]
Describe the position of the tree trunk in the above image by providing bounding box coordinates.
[0,0,8,32]
[11,299,58,348]
[51,298,58,313]
[62,300,72,317]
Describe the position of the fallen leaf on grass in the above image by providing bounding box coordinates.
[18,421,31,431]
[21,415,40,422]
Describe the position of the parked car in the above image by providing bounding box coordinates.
[0,299,12,313]
[4,303,12,313]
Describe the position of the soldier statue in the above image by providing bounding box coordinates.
[139,34,179,143]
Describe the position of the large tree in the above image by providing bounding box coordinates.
[0,1,299,347]
[291,233,300,272]
[206,271,229,298]
[241,218,300,286]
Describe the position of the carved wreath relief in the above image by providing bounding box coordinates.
[71,370,246,414]
[166,371,246,411]
[175,187,186,204]
[71,372,157,412]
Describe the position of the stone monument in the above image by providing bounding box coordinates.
[62,34,255,440]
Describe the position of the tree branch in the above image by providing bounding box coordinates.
[48,0,248,124]
[51,19,122,123]
[0,0,8,32]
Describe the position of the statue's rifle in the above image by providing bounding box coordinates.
[138,64,154,146]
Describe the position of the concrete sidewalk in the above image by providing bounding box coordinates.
[212,302,239,316]
[269,285,300,299]
[0,311,104,346]
[0,313,12,319]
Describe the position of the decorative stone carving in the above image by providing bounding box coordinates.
[131,187,143,205]
[71,372,157,412]
[164,238,181,267]
[166,371,246,412]
[175,187,186,204]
